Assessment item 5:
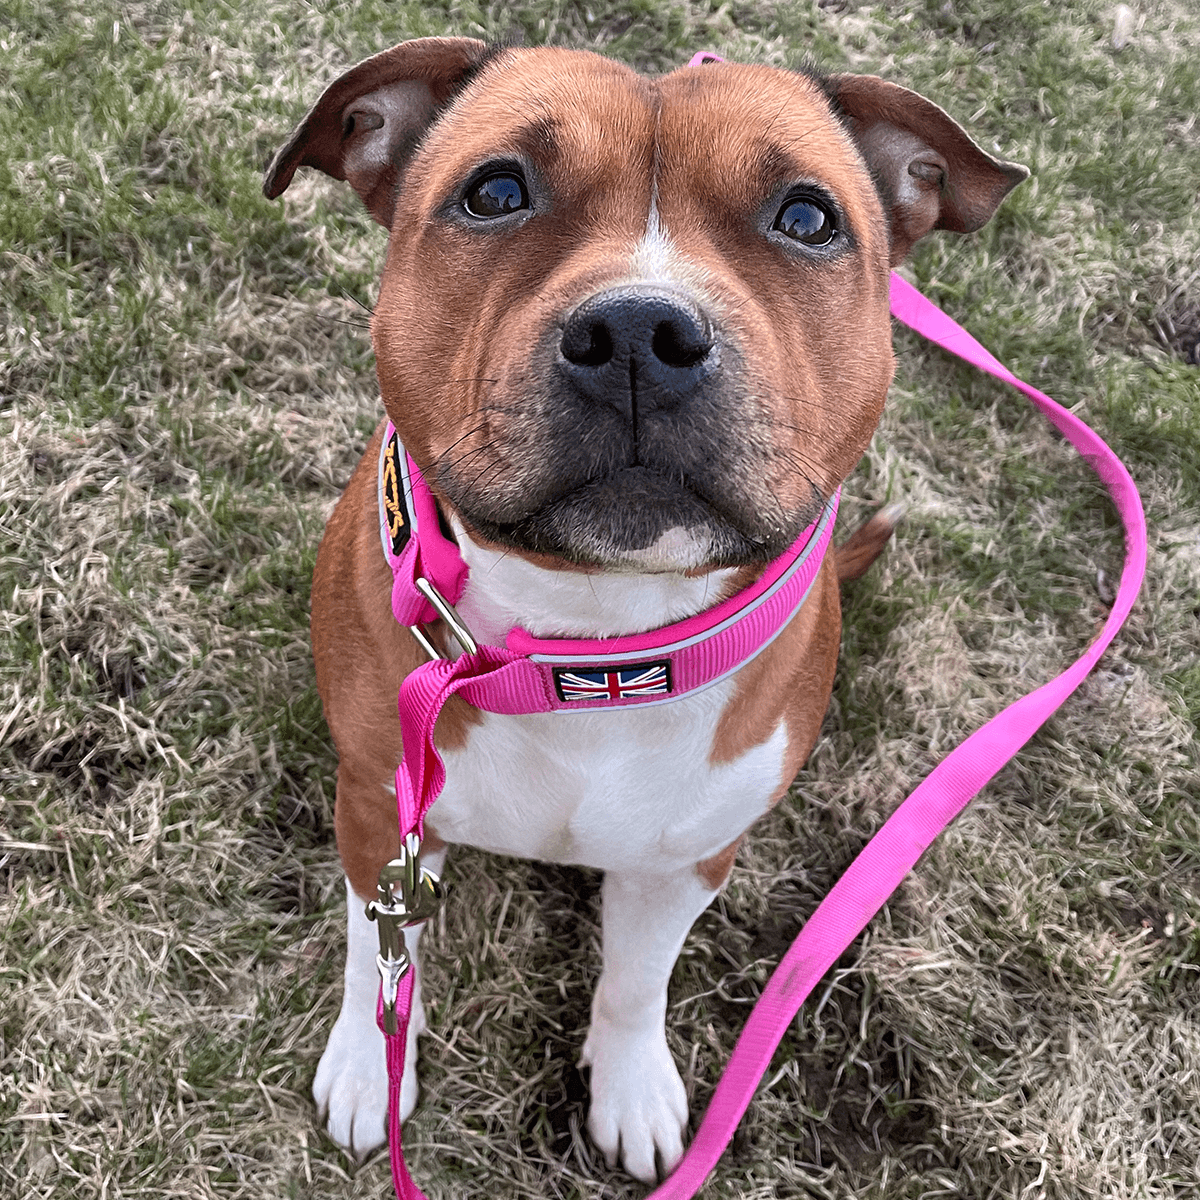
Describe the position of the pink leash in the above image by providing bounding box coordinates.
[376,275,1147,1198]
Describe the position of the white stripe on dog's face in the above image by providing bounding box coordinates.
[625,187,710,292]
[629,188,673,281]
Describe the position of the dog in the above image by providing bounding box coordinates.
[264,38,1026,1183]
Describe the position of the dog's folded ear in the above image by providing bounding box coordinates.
[263,37,490,227]
[827,74,1029,264]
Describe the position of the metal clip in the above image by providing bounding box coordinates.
[375,944,410,1034]
[365,833,448,1034]
[408,576,479,661]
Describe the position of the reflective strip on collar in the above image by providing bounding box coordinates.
[522,498,837,664]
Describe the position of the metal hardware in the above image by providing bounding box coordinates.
[365,833,448,1034]
[375,945,410,1033]
[407,622,442,662]
[413,577,479,656]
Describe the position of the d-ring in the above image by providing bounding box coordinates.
[408,577,479,659]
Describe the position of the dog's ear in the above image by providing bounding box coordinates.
[263,37,491,227]
[827,74,1028,264]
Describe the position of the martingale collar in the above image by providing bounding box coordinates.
[377,421,839,711]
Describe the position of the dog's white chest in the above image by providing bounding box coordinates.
[428,681,786,872]
[420,525,789,872]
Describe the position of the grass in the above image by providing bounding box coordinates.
[2,0,1198,1197]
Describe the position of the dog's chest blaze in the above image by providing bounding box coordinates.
[427,680,786,872]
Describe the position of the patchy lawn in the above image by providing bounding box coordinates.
[2,1,1197,1197]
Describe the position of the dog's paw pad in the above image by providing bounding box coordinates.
[581,1028,688,1183]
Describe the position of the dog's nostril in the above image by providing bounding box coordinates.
[560,287,716,387]
[562,321,614,367]
[651,318,712,369]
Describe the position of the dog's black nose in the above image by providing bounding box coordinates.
[559,285,718,417]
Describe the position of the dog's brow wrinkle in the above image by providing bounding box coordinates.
[651,97,663,219]
[517,115,558,159]
[755,142,803,192]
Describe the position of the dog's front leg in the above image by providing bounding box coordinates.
[581,865,719,1183]
[313,847,446,1157]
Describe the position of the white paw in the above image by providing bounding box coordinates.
[313,1000,424,1158]
[580,1023,688,1183]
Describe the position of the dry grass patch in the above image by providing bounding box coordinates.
[2,1,1198,1198]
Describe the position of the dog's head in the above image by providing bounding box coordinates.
[266,39,1025,572]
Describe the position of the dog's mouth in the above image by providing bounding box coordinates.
[433,312,827,572]
[447,465,797,572]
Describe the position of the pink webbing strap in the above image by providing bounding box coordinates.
[642,274,1148,1196]
[387,446,470,628]
[381,645,543,1200]
[382,972,422,1200]
[381,276,1147,1200]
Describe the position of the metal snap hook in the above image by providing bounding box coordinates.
[365,833,449,1034]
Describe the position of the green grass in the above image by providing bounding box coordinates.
[2,1,1198,1197]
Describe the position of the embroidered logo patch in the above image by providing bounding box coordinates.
[382,429,410,556]
[553,662,672,703]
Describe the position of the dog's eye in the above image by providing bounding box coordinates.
[463,172,529,219]
[774,197,836,246]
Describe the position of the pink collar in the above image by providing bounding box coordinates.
[377,423,840,711]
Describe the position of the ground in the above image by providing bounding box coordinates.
[2,1,1199,1197]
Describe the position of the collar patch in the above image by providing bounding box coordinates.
[381,426,411,557]
[552,660,673,704]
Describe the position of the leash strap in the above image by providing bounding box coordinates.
[382,972,422,1200]
[378,276,1147,1199]
[644,277,1148,1196]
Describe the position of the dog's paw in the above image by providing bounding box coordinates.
[313,1003,424,1157]
[580,1024,688,1183]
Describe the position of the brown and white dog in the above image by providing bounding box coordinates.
[264,39,1025,1183]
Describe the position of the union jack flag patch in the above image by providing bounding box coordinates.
[553,661,672,703]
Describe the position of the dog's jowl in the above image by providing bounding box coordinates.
[265,39,1025,1184]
